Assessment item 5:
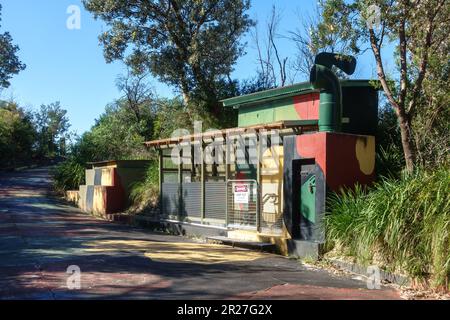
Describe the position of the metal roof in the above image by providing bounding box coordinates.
[220,79,379,108]
[87,160,151,168]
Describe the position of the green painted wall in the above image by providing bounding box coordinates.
[238,97,300,127]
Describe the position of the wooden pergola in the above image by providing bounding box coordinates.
[143,120,318,228]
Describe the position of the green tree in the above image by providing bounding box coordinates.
[83,0,253,115]
[290,2,359,80]
[82,99,157,161]
[313,0,449,172]
[115,69,156,139]
[0,101,36,167]
[0,4,25,89]
[35,102,70,159]
[153,97,191,139]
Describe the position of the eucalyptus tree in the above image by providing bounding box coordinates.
[83,0,253,115]
[308,0,449,172]
[0,4,25,89]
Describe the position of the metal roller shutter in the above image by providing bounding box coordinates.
[205,182,227,224]
[181,183,201,218]
[161,183,179,217]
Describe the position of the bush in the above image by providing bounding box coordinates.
[325,167,450,290]
[375,144,405,179]
[52,159,85,192]
[128,161,160,213]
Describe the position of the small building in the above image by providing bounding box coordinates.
[75,160,150,216]
[144,53,380,257]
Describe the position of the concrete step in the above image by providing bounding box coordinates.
[206,236,275,252]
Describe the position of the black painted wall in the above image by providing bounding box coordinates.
[283,135,326,242]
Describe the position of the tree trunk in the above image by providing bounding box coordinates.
[368,28,416,173]
[397,110,416,173]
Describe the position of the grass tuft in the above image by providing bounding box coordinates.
[325,167,450,290]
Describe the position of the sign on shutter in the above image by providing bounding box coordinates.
[234,184,250,204]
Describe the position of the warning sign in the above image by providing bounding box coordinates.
[234,184,249,204]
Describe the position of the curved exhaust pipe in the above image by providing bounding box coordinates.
[310,53,356,132]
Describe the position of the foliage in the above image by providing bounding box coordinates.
[52,96,161,191]
[312,0,450,172]
[0,101,36,167]
[34,102,71,159]
[115,70,155,138]
[375,105,404,178]
[412,47,450,169]
[129,160,160,212]
[83,0,253,113]
[325,167,450,289]
[290,1,359,80]
[82,101,151,161]
[252,5,289,88]
[0,4,26,89]
[53,158,85,192]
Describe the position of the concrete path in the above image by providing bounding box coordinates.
[0,167,401,300]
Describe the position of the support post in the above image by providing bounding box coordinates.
[256,131,261,232]
[158,148,163,218]
[190,145,196,180]
[225,137,230,227]
[178,148,183,218]
[200,141,206,223]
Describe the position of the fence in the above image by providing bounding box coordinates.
[226,179,258,230]
[161,179,283,234]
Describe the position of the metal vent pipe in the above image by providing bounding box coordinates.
[310,52,356,132]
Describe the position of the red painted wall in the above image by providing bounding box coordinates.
[295,132,375,191]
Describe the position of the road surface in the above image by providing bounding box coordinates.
[0,167,401,299]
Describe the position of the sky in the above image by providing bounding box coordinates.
[0,0,379,135]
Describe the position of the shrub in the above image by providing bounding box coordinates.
[128,161,160,213]
[52,159,85,192]
[325,167,450,290]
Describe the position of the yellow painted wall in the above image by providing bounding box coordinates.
[228,145,292,256]
[260,145,284,232]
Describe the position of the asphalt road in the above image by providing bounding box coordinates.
[0,167,401,299]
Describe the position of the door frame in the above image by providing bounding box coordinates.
[291,158,315,239]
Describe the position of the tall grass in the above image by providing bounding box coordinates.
[52,159,85,192]
[325,167,450,290]
[128,161,160,213]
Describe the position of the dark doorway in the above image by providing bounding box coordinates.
[292,158,316,240]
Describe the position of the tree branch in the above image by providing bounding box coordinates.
[369,28,401,113]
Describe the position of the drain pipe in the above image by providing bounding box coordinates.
[310,53,356,132]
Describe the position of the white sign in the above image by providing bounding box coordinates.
[234,184,250,204]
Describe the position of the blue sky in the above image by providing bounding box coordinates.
[1,0,379,134]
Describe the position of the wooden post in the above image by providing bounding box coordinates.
[225,136,230,227]
[256,131,261,232]
[200,141,205,223]
[178,148,183,218]
[158,148,163,218]
[190,145,195,180]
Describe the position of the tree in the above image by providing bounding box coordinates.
[252,5,289,88]
[35,102,70,159]
[116,69,155,123]
[290,2,361,80]
[0,4,25,89]
[313,0,449,172]
[83,0,253,112]
[0,100,36,167]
